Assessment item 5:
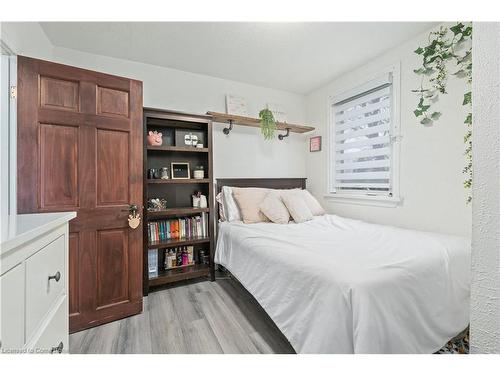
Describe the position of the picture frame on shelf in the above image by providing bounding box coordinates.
[225,94,248,116]
[171,162,191,179]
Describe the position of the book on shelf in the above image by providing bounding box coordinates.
[148,249,158,278]
[147,212,209,244]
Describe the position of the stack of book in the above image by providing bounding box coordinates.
[148,213,209,244]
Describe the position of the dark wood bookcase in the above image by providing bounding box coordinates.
[143,108,214,295]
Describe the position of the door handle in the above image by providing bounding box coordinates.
[129,204,138,216]
[48,271,61,282]
[128,204,141,229]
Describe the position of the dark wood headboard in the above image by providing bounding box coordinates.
[216,178,307,193]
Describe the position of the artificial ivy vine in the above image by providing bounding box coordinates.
[412,22,472,202]
[259,108,277,140]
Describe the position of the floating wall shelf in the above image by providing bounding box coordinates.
[207,112,315,134]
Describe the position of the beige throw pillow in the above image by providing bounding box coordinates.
[260,192,290,224]
[301,190,326,216]
[232,187,270,224]
[281,192,314,223]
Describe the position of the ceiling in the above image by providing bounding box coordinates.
[40,22,436,94]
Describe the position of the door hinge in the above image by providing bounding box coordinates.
[10,85,17,99]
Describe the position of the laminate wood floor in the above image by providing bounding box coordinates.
[69,276,296,354]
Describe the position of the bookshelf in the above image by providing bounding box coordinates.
[143,108,214,295]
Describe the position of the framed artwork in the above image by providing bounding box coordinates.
[310,136,322,152]
[226,94,248,116]
[171,162,190,179]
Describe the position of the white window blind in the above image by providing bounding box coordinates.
[331,76,393,196]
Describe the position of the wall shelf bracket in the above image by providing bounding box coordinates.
[278,127,291,140]
[223,120,234,135]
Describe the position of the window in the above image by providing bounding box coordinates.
[328,66,400,206]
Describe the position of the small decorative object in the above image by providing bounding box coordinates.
[171,162,190,179]
[310,136,322,152]
[196,143,204,148]
[148,198,167,211]
[159,167,169,179]
[193,165,204,180]
[226,94,248,116]
[199,194,208,209]
[128,205,141,229]
[192,191,201,208]
[184,133,198,147]
[259,108,277,140]
[147,130,163,146]
[147,168,158,179]
[175,129,205,148]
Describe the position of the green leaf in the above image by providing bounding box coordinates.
[414,47,424,55]
[431,112,442,120]
[450,23,464,35]
[420,117,432,125]
[464,113,472,125]
[463,91,472,105]
[414,109,423,117]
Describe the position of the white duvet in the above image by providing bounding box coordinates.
[214,214,470,354]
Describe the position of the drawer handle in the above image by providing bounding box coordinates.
[51,341,64,354]
[48,271,61,282]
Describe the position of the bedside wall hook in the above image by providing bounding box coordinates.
[278,127,291,140]
[223,119,234,135]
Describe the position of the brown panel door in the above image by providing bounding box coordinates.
[17,56,143,333]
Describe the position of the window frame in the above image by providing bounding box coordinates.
[326,63,402,208]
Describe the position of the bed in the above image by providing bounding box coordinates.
[214,178,471,354]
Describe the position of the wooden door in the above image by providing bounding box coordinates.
[17,56,143,333]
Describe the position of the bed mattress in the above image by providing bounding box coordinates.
[214,214,470,353]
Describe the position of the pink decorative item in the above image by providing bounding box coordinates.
[309,136,322,152]
[147,130,163,146]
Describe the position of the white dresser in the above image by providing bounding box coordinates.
[1,212,76,354]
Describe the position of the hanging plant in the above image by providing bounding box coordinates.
[412,22,472,202]
[259,108,277,140]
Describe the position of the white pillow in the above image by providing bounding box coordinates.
[232,187,271,224]
[215,191,227,221]
[300,190,325,216]
[281,192,313,223]
[222,186,242,222]
[260,192,290,224]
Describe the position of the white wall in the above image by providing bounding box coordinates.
[0,22,308,180]
[2,22,472,238]
[470,22,500,354]
[305,24,472,237]
[0,22,53,61]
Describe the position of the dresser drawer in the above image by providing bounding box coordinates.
[0,263,25,351]
[32,297,68,354]
[25,235,66,340]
